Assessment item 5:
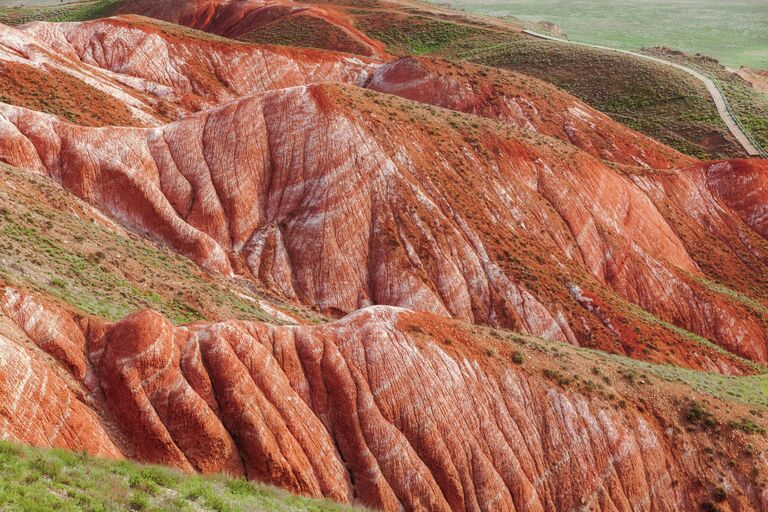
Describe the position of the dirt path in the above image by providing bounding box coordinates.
[524,29,766,157]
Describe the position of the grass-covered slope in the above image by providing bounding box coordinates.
[447,0,768,69]
[0,441,365,512]
[0,162,309,325]
[643,47,768,154]
[0,0,121,25]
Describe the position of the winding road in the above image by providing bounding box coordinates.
[523,29,765,157]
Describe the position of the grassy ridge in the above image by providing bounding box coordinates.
[0,441,364,512]
[446,0,768,70]
[642,48,768,153]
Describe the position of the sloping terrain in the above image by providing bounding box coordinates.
[0,15,374,125]
[112,0,388,57]
[0,439,365,511]
[0,0,750,159]
[0,6,768,512]
[1,63,767,370]
[0,161,306,324]
[1,287,768,511]
[643,47,768,154]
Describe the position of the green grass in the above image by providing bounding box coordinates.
[446,0,768,69]
[607,353,768,409]
[471,38,741,158]
[0,0,121,25]
[356,14,480,55]
[496,323,768,411]
[641,48,768,154]
[0,440,366,512]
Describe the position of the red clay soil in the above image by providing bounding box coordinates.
[1,286,767,511]
[112,0,389,57]
[0,60,141,127]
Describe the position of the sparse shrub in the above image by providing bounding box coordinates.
[50,277,67,289]
[511,351,524,365]
[29,456,62,479]
[684,401,716,429]
[225,478,254,496]
[700,501,722,512]
[128,473,158,495]
[128,491,149,511]
[711,487,727,503]
[729,418,766,435]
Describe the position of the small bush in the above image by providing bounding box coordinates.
[511,351,524,365]
[684,401,716,429]
[225,478,254,496]
[128,491,149,511]
[729,418,766,435]
[711,487,727,502]
[50,277,67,289]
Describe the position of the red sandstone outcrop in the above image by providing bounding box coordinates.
[1,78,767,368]
[365,56,694,169]
[1,287,766,511]
[4,16,374,125]
[0,293,120,459]
[112,0,388,57]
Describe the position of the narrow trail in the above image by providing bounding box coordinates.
[523,29,765,157]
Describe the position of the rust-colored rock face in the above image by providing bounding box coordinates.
[2,72,768,369]
[1,288,767,511]
[113,0,388,57]
[2,11,768,512]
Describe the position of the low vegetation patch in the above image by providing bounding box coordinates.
[0,440,365,512]
[0,0,122,25]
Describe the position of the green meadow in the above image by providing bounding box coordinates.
[447,0,768,69]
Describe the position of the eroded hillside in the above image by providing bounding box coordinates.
[0,4,767,512]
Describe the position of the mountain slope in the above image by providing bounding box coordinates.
[1,8,768,512]
[2,72,768,369]
[0,0,750,158]
[112,0,388,57]
[0,439,365,512]
[1,287,767,511]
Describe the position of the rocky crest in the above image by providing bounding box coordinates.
[112,0,388,57]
